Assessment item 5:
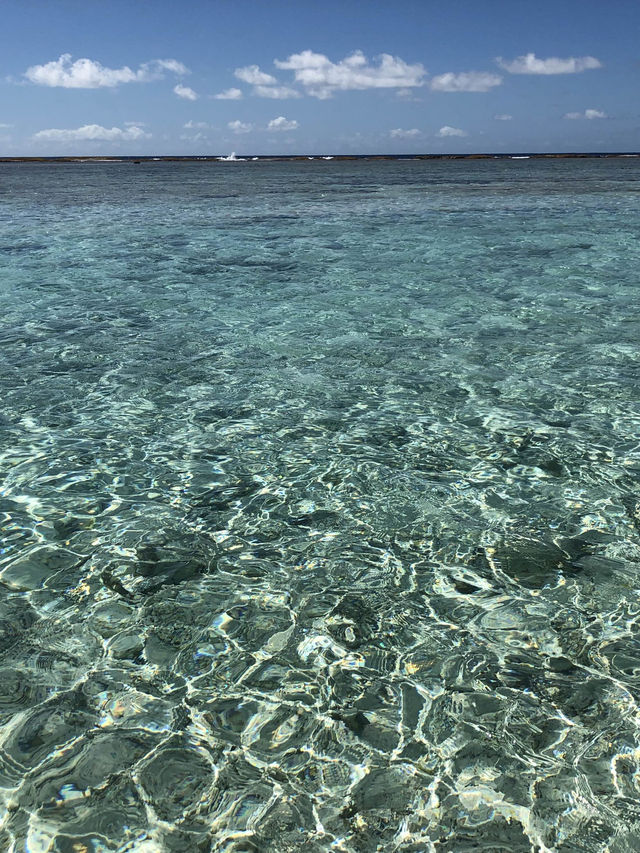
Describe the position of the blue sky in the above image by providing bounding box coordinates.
[1,0,638,154]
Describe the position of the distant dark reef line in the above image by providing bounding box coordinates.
[0,152,638,164]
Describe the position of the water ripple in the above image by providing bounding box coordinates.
[1,159,640,850]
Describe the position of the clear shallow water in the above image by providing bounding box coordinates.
[1,158,640,852]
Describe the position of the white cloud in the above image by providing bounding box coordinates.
[234,64,277,85]
[267,116,299,131]
[274,50,425,98]
[24,54,188,88]
[437,125,468,137]
[430,71,502,92]
[0,123,12,128]
[497,53,602,75]
[254,85,300,99]
[33,124,150,141]
[494,114,513,121]
[564,108,608,120]
[214,88,243,100]
[153,59,189,75]
[180,131,208,143]
[233,66,301,99]
[228,120,252,134]
[174,84,198,100]
[390,128,421,138]
[184,120,209,129]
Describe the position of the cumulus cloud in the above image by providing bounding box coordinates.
[24,54,188,88]
[583,108,608,119]
[184,120,209,129]
[33,124,150,141]
[234,65,277,85]
[254,85,300,99]
[214,88,243,100]
[228,120,252,134]
[174,84,198,100]
[430,71,502,92]
[390,128,421,138]
[180,131,208,143]
[494,114,513,121]
[153,59,189,75]
[274,50,425,98]
[437,125,468,137]
[0,123,12,128]
[233,66,301,99]
[267,116,299,131]
[564,108,608,120]
[497,53,602,75]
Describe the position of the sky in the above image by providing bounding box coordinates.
[1,0,638,155]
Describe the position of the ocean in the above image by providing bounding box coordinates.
[1,158,640,851]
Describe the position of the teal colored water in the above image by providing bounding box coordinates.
[1,159,640,852]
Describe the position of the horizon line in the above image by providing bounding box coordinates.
[1,151,639,163]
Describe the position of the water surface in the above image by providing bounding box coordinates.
[1,159,640,851]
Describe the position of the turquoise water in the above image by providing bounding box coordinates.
[1,158,640,852]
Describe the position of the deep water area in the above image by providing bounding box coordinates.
[1,158,640,851]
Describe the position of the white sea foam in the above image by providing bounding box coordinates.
[217,151,246,161]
